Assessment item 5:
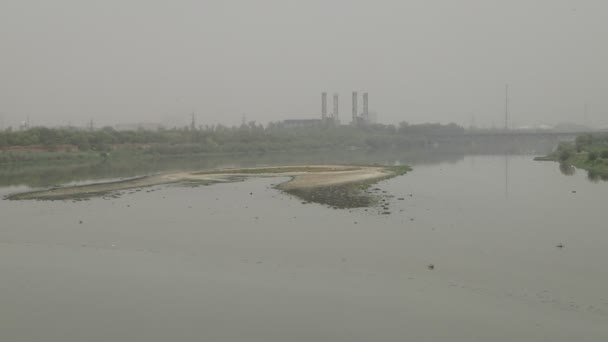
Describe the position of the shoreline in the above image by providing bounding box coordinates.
[6,164,411,208]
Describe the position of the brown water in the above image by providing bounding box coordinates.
[1,155,607,341]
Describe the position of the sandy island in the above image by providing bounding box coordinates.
[7,164,411,208]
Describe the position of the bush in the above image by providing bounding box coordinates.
[600,150,608,159]
[558,149,572,162]
[575,134,593,152]
[588,151,599,162]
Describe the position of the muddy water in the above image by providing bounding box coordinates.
[1,155,607,341]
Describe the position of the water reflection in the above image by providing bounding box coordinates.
[504,155,509,198]
[0,140,559,189]
[586,170,608,183]
[1,149,465,188]
[556,163,608,183]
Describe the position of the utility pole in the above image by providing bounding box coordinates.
[504,84,509,130]
[333,93,339,124]
[190,112,196,131]
[321,92,327,120]
[363,93,369,122]
[352,91,358,126]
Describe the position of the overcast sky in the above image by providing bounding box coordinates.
[1,0,606,128]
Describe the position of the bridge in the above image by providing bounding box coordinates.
[463,130,602,139]
[424,130,606,155]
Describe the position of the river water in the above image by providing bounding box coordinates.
[1,154,607,341]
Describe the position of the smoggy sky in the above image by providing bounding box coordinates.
[1,0,606,129]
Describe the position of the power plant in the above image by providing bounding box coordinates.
[284,91,376,128]
[320,92,341,124]
[322,91,373,126]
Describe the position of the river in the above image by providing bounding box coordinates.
[1,154,607,341]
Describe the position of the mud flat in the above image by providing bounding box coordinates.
[6,164,411,208]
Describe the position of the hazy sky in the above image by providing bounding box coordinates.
[1,0,606,128]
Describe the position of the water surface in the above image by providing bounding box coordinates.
[1,155,606,341]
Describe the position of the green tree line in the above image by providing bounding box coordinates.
[0,122,466,154]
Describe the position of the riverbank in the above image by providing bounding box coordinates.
[537,153,608,180]
[534,135,608,180]
[6,164,411,208]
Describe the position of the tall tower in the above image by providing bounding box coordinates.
[504,84,509,130]
[333,93,339,123]
[363,92,369,121]
[352,92,358,125]
[321,92,327,120]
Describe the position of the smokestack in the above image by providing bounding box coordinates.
[363,92,369,120]
[352,91,358,125]
[321,92,327,120]
[333,93,339,123]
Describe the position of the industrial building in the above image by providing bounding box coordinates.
[320,92,341,124]
[282,91,376,128]
[321,91,374,125]
[351,92,372,126]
